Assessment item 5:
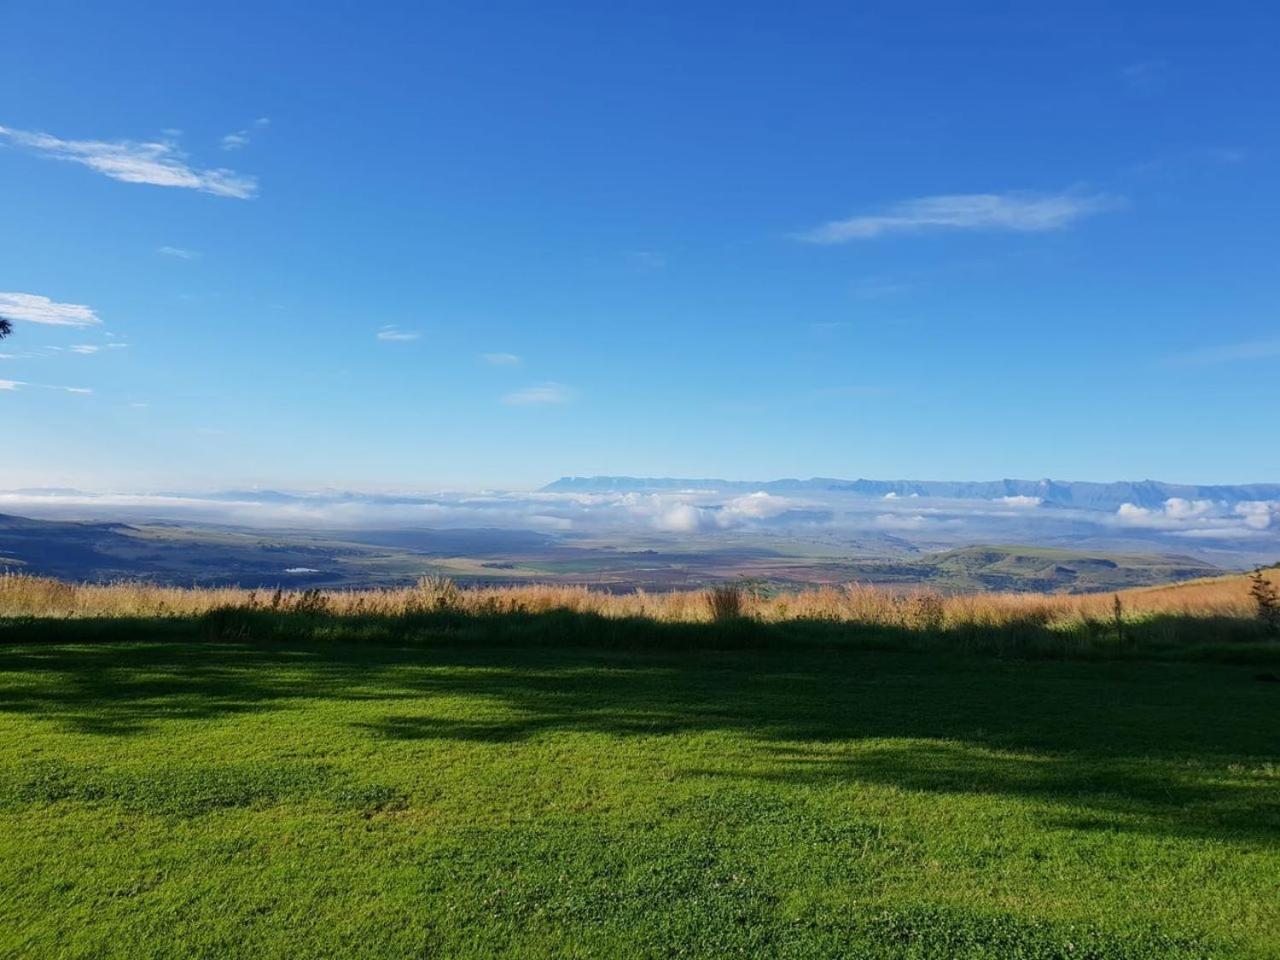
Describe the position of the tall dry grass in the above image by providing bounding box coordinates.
[1,568,1275,631]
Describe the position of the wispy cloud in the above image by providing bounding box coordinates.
[0,292,101,327]
[1165,337,1280,366]
[0,124,257,198]
[157,245,199,260]
[69,345,99,355]
[502,382,576,406]
[796,190,1118,243]
[376,325,420,342]
[0,379,91,394]
[481,352,522,366]
[221,116,269,151]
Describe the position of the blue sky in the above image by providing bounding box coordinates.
[2,1,1277,491]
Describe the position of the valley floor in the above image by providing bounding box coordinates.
[1,614,1278,958]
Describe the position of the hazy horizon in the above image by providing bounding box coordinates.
[4,474,1277,572]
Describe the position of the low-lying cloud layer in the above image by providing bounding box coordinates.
[2,487,1275,568]
[1114,497,1279,537]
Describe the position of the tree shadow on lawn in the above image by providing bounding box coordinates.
[0,610,1276,844]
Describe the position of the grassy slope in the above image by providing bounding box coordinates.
[1,616,1278,958]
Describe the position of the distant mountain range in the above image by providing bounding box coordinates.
[542,476,1280,511]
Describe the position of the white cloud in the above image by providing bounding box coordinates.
[0,124,257,198]
[873,513,930,530]
[1164,497,1215,519]
[1235,501,1278,531]
[502,382,576,406]
[157,245,199,260]
[653,502,706,533]
[481,352,522,366]
[721,491,793,520]
[0,379,91,394]
[1114,497,1277,536]
[376,325,420,342]
[1116,503,1154,522]
[69,345,99,355]
[999,495,1042,507]
[0,292,101,328]
[220,117,270,152]
[796,190,1117,243]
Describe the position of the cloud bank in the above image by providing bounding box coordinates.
[1114,497,1278,536]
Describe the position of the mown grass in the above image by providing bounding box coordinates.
[1,605,1278,959]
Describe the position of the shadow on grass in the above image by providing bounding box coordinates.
[0,608,1277,845]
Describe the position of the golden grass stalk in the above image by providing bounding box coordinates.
[1,568,1275,628]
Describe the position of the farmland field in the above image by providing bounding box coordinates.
[1,599,1278,958]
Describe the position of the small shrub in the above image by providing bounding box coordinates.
[291,589,329,615]
[416,576,460,613]
[706,584,744,622]
[910,592,946,633]
[1249,568,1280,633]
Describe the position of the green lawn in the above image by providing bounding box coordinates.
[1,614,1277,958]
